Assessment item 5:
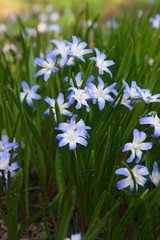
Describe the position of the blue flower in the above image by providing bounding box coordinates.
[56,115,91,139]
[122,80,140,102]
[56,115,91,150]
[0,136,18,152]
[64,35,92,62]
[89,48,115,77]
[0,151,11,172]
[34,55,59,81]
[20,81,41,107]
[115,165,149,191]
[136,87,160,104]
[113,80,140,111]
[139,112,160,138]
[87,76,117,110]
[5,161,20,178]
[122,129,152,163]
[0,151,20,188]
[64,232,81,240]
[149,14,160,29]
[44,93,72,122]
[149,162,160,186]
[47,39,69,66]
[65,72,94,88]
[68,87,91,112]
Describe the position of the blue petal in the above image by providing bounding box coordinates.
[76,137,88,146]
[44,71,51,81]
[59,138,70,147]
[34,69,47,78]
[115,168,129,176]
[69,141,76,150]
[26,98,34,107]
[44,96,55,106]
[57,93,64,104]
[31,85,40,92]
[34,57,46,67]
[22,81,29,91]
[117,179,129,190]
[153,161,159,174]
[32,93,41,100]
[98,97,105,111]
[43,108,50,116]
[97,77,104,89]
[51,66,59,72]
[94,48,100,57]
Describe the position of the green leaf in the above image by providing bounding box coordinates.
[39,194,52,240]
[17,192,61,240]
[7,169,23,240]
[81,60,94,89]
[56,190,75,240]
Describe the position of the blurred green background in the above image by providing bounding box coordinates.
[0,0,155,17]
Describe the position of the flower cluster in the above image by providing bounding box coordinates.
[116,110,160,191]
[114,80,160,111]
[22,33,160,190]
[34,35,115,82]
[56,115,91,150]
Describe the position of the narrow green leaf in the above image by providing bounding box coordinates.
[7,169,23,240]
[56,190,75,240]
[17,192,61,240]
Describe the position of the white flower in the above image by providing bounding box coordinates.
[20,81,41,107]
[68,87,90,112]
[87,77,117,110]
[122,129,152,163]
[44,93,72,122]
[89,48,115,77]
[139,112,160,138]
[56,120,90,150]
[115,165,149,191]
[65,35,92,62]
[34,56,59,81]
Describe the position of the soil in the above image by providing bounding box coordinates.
[0,166,105,240]
[0,166,58,240]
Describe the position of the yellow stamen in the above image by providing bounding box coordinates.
[136,145,141,149]
[70,134,74,139]
[134,175,139,180]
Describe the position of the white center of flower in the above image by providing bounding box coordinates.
[98,89,103,96]
[44,59,55,69]
[25,90,33,99]
[70,134,74,139]
[153,175,159,184]
[134,175,139,181]
[135,145,141,149]
[44,63,50,68]
[74,46,81,53]
[0,147,4,150]
[79,93,83,98]
[61,46,67,54]
[133,90,137,96]
[97,58,105,68]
